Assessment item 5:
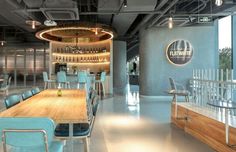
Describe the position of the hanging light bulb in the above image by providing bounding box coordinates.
[26,20,41,29]
[95,28,98,35]
[0,41,6,46]
[168,17,173,29]
[215,0,223,6]
[32,21,36,29]
[123,0,127,7]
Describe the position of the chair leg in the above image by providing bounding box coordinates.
[102,82,105,97]
[83,137,89,152]
[44,82,47,90]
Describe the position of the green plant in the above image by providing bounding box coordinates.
[219,47,232,80]
[219,47,231,70]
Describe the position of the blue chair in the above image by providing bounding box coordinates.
[0,117,64,152]
[95,72,106,97]
[55,123,90,152]
[31,87,41,95]
[57,71,70,88]
[77,71,88,90]
[43,72,56,89]
[4,94,21,109]
[22,90,33,100]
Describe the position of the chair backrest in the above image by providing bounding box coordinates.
[22,90,33,100]
[4,94,21,109]
[0,117,55,148]
[77,71,87,83]
[7,76,11,86]
[43,72,49,82]
[31,87,40,95]
[100,72,106,82]
[169,78,176,90]
[57,71,67,83]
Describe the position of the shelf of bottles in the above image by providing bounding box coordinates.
[52,47,110,64]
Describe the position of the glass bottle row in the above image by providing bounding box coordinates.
[53,56,109,63]
[53,47,108,54]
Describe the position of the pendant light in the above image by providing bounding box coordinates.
[123,0,127,7]
[26,20,41,29]
[0,28,6,46]
[215,0,223,6]
[168,16,173,29]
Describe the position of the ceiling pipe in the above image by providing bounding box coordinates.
[148,0,179,28]
[190,0,209,14]
[129,0,170,36]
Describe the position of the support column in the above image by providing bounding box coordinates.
[24,48,26,87]
[4,48,7,74]
[232,15,236,77]
[113,41,127,94]
[14,50,17,87]
[33,48,36,86]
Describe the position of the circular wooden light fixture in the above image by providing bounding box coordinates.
[36,25,114,43]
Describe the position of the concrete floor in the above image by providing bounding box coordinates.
[0,85,215,152]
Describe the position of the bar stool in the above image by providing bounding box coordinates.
[57,71,70,89]
[77,71,88,90]
[95,72,106,97]
[43,72,56,89]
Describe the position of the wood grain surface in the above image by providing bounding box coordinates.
[0,89,88,123]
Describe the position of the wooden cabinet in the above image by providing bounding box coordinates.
[172,103,236,152]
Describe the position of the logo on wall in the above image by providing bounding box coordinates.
[166,40,193,65]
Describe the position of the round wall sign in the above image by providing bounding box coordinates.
[166,40,193,65]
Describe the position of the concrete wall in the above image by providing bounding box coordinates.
[113,41,127,94]
[139,25,218,96]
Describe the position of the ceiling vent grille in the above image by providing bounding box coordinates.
[40,8,79,20]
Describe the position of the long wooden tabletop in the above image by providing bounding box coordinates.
[0,89,88,124]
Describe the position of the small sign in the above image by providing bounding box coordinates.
[198,16,212,23]
[166,40,193,66]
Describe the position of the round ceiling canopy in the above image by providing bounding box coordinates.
[36,25,114,43]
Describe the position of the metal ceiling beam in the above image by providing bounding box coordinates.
[148,0,179,28]
[129,0,170,36]
[13,8,163,15]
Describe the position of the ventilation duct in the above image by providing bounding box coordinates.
[40,8,79,20]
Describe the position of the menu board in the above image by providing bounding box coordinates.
[166,40,193,65]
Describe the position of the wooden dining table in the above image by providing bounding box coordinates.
[0,89,88,152]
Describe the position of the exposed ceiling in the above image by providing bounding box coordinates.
[0,0,235,47]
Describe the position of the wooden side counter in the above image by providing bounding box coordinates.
[171,103,236,152]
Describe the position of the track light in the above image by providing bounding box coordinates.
[168,17,173,29]
[123,0,127,7]
[215,0,223,6]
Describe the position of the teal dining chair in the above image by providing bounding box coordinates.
[4,94,21,109]
[31,87,41,95]
[56,71,70,88]
[0,117,64,152]
[77,71,88,90]
[43,72,56,89]
[22,90,33,100]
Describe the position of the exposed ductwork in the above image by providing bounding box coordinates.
[129,0,170,36]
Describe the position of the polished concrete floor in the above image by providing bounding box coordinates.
[0,85,215,152]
